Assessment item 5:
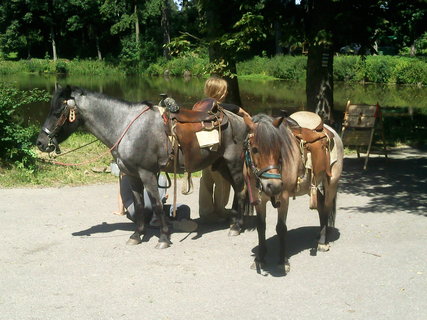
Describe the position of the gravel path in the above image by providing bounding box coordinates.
[1,147,426,320]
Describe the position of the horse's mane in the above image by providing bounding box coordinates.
[53,85,153,109]
[252,113,294,166]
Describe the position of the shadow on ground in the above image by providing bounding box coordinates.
[71,217,231,243]
[250,227,340,277]
[340,149,427,216]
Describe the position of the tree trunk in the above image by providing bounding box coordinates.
[96,36,102,60]
[161,0,171,59]
[306,44,334,123]
[274,19,283,55]
[134,3,140,44]
[305,0,334,124]
[50,26,58,61]
[203,0,242,106]
[410,42,416,57]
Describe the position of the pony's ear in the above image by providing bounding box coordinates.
[272,117,284,128]
[243,114,256,131]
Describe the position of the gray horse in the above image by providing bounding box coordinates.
[36,86,248,248]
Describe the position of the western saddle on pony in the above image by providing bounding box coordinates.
[287,111,335,209]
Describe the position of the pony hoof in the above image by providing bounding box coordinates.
[155,241,170,249]
[317,243,330,252]
[126,237,142,245]
[228,228,241,237]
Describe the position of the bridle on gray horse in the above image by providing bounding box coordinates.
[41,99,78,153]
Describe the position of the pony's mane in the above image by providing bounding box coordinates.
[252,113,294,165]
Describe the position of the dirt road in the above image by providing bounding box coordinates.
[1,147,426,320]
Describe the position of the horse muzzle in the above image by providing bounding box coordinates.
[36,134,60,154]
[259,178,283,197]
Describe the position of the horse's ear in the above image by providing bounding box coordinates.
[272,117,284,128]
[243,114,256,131]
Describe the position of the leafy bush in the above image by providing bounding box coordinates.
[362,56,395,83]
[268,55,307,81]
[0,84,50,170]
[144,54,207,76]
[333,56,363,82]
[237,55,307,81]
[55,60,68,74]
[394,58,427,85]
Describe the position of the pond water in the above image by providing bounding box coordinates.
[3,73,426,126]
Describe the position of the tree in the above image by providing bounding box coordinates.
[195,0,266,105]
[300,0,389,124]
[161,0,171,59]
[383,0,427,56]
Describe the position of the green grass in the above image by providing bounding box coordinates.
[0,132,117,188]
[0,131,201,188]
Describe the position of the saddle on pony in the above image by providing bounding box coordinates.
[161,97,228,173]
[288,111,335,178]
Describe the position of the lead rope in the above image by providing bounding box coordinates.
[42,106,150,166]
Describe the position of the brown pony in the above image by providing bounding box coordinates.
[243,113,344,273]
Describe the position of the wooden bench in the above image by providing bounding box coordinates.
[341,101,387,170]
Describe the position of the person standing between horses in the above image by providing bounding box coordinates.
[198,76,250,223]
[115,172,197,232]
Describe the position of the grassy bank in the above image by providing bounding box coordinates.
[0,132,117,188]
[1,55,426,85]
[0,59,123,76]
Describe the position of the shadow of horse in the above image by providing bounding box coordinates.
[72,222,174,244]
[71,217,234,243]
[341,152,427,216]
[250,226,341,277]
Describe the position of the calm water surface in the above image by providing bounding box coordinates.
[3,74,426,126]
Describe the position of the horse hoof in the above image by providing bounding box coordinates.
[228,228,241,237]
[155,241,170,249]
[250,260,265,271]
[317,243,330,252]
[279,263,290,274]
[126,237,142,245]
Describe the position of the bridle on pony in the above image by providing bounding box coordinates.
[243,133,282,208]
[244,133,282,187]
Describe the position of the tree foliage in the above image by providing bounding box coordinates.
[0,84,50,169]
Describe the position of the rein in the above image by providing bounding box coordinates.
[41,104,151,167]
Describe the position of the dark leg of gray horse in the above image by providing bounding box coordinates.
[219,158,245,236]
[229,189,245,236]
[142,173,171,249]
[148,195,172,249]
[126,178,145,245]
